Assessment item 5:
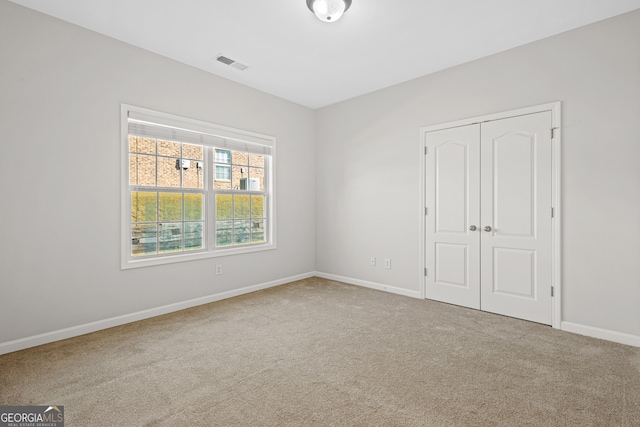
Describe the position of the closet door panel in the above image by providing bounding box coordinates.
[425,125,481,309]
[480,112,553,325]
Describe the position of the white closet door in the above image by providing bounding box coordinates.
[480,112,553,324]
[425,124,481,309]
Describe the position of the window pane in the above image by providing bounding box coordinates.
[132,224,157,256]
[159,193,182,222]
[234,220,251,245]
[159,223,182,253]
[183,143,203,160]
[234,195,250,219]
[185,222,204,250]
[157,140,181,157]
[157,157,181,187]
[249,168,264,191]
[216,194,232,220]
[249,154,264,168]
[216,220,233,246]
[129,154,156,186]
[183,163,204,189]
[251,219,265,243]
[131,192,157,223]
[232,151,248,165]
[251,195,264,218]
[129,136,155,154]
[184,193,203,221]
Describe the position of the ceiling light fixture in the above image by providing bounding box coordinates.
[306,0,352,23]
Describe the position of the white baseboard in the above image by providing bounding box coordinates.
[314,271,422,299]
[0,272,314,355]
[561,321,640,348]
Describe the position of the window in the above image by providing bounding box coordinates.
[215,164,231,180]
[215,149,231,163]
[122,105,275,269]
[215,149,231,180]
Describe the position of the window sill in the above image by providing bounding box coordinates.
[121,242,276,270]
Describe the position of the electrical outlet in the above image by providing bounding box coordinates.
[370,257,376,266]
[215,264,223,275]
[384,259,391,269]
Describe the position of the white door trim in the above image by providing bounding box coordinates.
[419,102,562,329]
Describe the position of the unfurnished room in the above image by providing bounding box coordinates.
[1,0,639,425]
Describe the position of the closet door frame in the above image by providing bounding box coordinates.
[419,102,562,329]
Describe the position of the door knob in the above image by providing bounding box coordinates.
[469,225,477,231]
[484,226,492,232]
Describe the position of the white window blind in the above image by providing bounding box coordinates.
[128,110,272,156]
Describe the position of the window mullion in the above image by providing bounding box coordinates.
[179,144,184,189]
[181,193,185,252]
[206,147,216,251]
[155,192,160,255]
[155,147,159,187]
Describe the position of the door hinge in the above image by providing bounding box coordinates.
[551,127,557,139]
[425,146,428,155]
[424,268,428,276]
[551,286,555,297]
[425,207,428,215]
[551,207,554,218]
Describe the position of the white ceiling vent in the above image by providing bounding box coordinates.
[215,55,249,71]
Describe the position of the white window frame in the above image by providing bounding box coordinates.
[121,104,276,269]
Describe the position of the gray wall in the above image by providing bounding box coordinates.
[0,1,316,344]
[316,10,640,338]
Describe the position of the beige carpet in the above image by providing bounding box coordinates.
[1,277,639,426]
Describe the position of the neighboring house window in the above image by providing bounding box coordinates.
[215,164,231,180]
[215,149,231,180]
[122,105,275,269]
[215,149,231,164]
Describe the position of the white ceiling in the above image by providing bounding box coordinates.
[9,0,640,109]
